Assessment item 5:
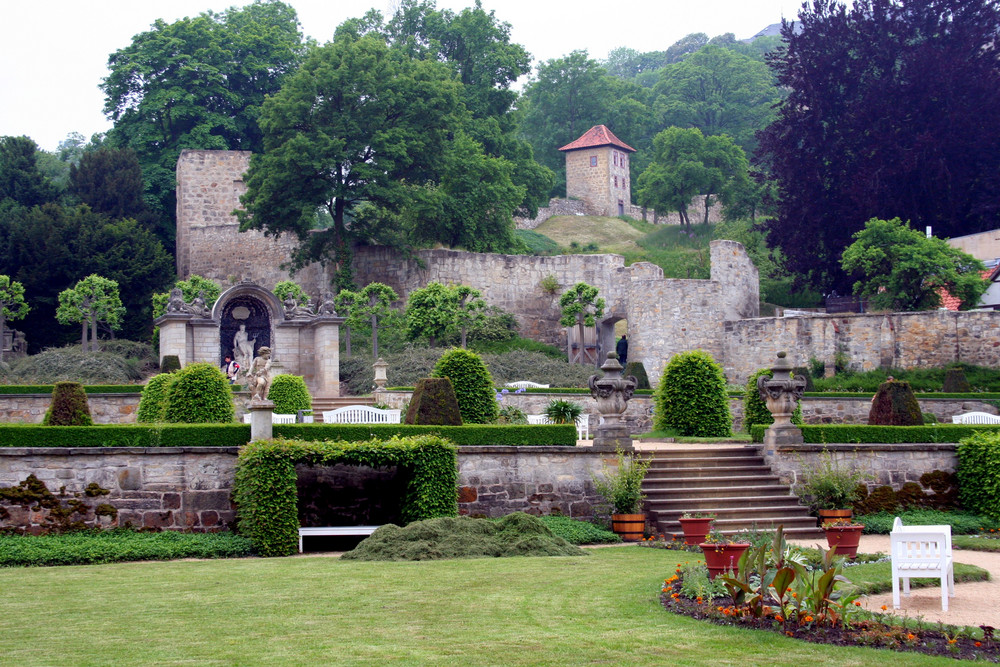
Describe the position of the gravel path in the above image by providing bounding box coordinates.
[788,534,1000,629]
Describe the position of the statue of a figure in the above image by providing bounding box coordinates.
[246,346,273,402]
[283,295,315,319]
[187,290,210,317]
[165,288,186,313]
[233,324,256,373]
[11,330,26,358]
[317,291,337,316]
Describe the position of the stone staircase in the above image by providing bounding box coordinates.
[312,395,374,421]
[641,444,824,540]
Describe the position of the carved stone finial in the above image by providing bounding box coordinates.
[588,352,638,451]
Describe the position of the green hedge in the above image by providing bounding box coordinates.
[0,424,251,448]
[386,386,655,395]
[957,431,1000,521]
[274,423,577,447]
[233,436,458,557]
[0,385,144,394]
[749,423,1000,444]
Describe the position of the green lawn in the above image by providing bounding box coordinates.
[0,547,962,666]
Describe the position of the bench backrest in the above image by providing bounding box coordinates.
[505,381,550,389]
[323,406,402,424]
[951,411,1000,424]
[526,413,589,439]
[890,517,952,563]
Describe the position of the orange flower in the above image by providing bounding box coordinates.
[854,601,861,606]
[881,605,887,611]
[790,592,796,598]
[775,615,784,623]
[804,615,814,623]
[976,641,982,647]
[907,633,916,641]
[948,638,957,645]
[785,631,793,637]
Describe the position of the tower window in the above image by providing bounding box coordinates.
[590,156,597,167]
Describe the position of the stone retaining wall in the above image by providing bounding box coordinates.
[0,394,141,424]
[758,443,957,489]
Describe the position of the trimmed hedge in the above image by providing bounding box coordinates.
[432,348,498,424]
[233,436,458,557]
[0,424,251,448]
[654,349,731,437]
[387,386,656,395]
[136,373,173,423]
[266,374,311,415]
[0,385,145,394]
[163,362,234,424]
[957,431,1000,521]
[749,423,1000,444]
[275,423,578,447]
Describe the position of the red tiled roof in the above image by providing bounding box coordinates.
[558,125,636,153]
[937,269,993,310]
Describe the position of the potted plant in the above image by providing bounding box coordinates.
[678,512,716,545]
[797,450,870,526]
[822,518,865,559]
[592,448,652,541]
[699,528,751,580]
[545,399,583,425]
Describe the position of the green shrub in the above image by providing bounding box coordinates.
[750,423,1000,444]
[868,379,922,425]
[3,346,145,385]
[538,515,621,544]
[267,375,311,415]
[653,350,731,437]
[163,363,234,424]
[136,373,174,423]
[796,449,870,511]
[432,348,498,424]
[233,436,458,557]
[160,355,181,373]
[405,378,463,425]
[0,424,250,448]
[957,430,1000,521]
[0,385,144,394]
[42,382,92,426]
[942,367,972,393]
[623,361,650,390]
[791,367,815,391]
[545,399,582,424]
[856,509,1000,535]
[592,449,652,515]
[742,368,802,431]
[922,412,938,424]
[276,423,576,446]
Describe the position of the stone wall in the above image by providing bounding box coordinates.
[759,443,957,489]
[514,198,590,230]
[0,394,140,424]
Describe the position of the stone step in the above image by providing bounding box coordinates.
[644,470,778,484]
[647,455,766,470]
[644,482,787,497]
[646,495,804,512]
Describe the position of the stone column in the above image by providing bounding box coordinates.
[249,399,274,441]
[155,313,192,368]
[310,315,344,396]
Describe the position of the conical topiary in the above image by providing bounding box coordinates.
[942,367,971,393]
[405,378,463,425]
[868,379,922,425]
[431,348,498,424]
[43,381,93,426]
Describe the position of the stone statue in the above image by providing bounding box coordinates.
[246,346,273,402]
[283,295,315,319]
[165,288,186,313]
[233,324,256,373]
[10,330,26,358]
[317,291,337,316]
[187,290,211,317]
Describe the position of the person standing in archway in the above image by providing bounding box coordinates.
[616,334,628,365]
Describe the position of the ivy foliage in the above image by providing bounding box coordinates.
[957,431,1000,521]
[653,349,731,437]
[136,373,174,423]
[42,381,93,426]
[742,367,802,431]
[233,436,458,557]
[432,348,499,424]
[267,374,311,415]
[163,362,234,424]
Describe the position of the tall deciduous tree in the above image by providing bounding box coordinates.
[406,282,457,348]
[69,147,156,229]
[56,274,125,352]
[559,282,605,365]
[354,282,399,359]
[333,290,360,358]
[101,1,304,241]
[757,0,1000,294]
[0,275,29,362]
[840,217,988,311]
[451,285,486,349]
[636,127,711,227]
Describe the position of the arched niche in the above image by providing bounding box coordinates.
[213,283,283,368]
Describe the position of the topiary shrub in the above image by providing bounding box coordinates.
[624,361,650,390]
[136,373,175,423]
[405,378,463,425]
[868,379,922,425]
[957,431,1000,520]
[653,350,731,437]
[42,381,93,426]
[163,362,234,424]
[942,367,972,393]
[267,375,311,415]
[791,367,815,391]
[160,355,181,373]
[742,368,803,432]
[431,348,498,424]
[896,481,928,509]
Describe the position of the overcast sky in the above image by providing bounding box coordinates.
[1,0,809,151]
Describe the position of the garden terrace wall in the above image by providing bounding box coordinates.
[0,393,141,424]
[757,443,957,489]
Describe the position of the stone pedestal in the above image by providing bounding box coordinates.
[758,351,806,453]
[589,352,638,452]
[156,313,192,368]
[310,316,344,396]
[249,400,275,441]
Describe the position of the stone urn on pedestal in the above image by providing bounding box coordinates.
[589,352,638,451]
[757,351,807,450]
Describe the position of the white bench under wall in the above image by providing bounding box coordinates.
[242,413,309,424]
[890,516,954,611]
[298,526,380,553]
[526,413,590,440]
[951,411,1000,424]
[505,381,550,389]
[322,405,402,424]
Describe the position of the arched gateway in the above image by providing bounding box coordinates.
[155,280,344,396]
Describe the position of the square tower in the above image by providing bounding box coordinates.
[559,125,636,217]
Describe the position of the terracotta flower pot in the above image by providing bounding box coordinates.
[823,524,864,559]
[678,517,713,545]
[817,508,853,527]
[611,513,646,542]
[699,542,751,580]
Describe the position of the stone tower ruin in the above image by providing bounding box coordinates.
[559,125,635,217]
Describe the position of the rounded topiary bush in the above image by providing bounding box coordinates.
[160,355,181,373]
[653,349,731,437]
[742,368,803,431]
[43,381,93,426]
[942,367,971,393]
[163,362,235,423]
[405,377,463,425]
[623,361,650,390]
[267,375,311,415]
[868,379,922,425]
[431,348,498,424]
[136,373,175,423]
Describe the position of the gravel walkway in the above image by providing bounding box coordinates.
[788,534,1000,629]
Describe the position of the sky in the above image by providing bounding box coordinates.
[1,0,809,151]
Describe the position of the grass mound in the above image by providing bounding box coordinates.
[341,513,585,561]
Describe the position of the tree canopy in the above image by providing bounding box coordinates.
[559,282,604,365]
[840,217,988,311]
[757,0,1000,293]
[56,274,125,352]
[0,275,29,362]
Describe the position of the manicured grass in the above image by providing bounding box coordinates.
[954,535,1000,552]
[841,561,989,596]
[0,547,962,666]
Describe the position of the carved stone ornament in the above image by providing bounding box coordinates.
[757,351,807,446]
[317,291,338,316]
[165,288,186,313]
[283,295,315,320]
[589,351,638,450]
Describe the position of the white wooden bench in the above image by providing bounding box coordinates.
[298,526,380,553]
[890,516,954,611]
[242,413,300,424]
[526,413,590,440]
[951,411,1000,424]
[322,405,402,424]
[505,381,550,389]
